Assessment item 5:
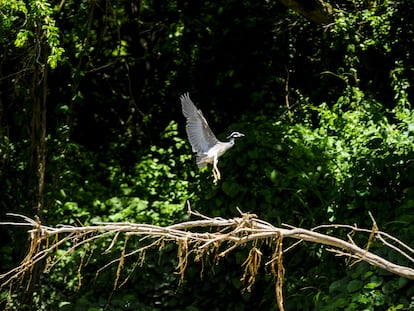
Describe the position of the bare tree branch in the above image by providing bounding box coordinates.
[1,209,414,309]
[278,0,333,25]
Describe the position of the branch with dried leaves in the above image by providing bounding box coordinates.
[1,208,414,310]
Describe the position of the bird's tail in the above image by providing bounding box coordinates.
[196,154,210,168]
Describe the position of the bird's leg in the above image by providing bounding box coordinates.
[215,165,221,181]
[211,165,217,184]
[212,158,221,184]
[212,168,218,184]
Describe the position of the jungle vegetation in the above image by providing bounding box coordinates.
[1,0,414,310]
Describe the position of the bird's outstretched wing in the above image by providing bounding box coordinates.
[180,93,219,154]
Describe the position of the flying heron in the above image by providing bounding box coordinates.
[180,93,244,183]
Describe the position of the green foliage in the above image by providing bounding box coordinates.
[331,1,395,55]
[2,121,195,310]
[45,121,193,226]
[1,0,65,68]
[95,121,195,226]
[0,0,27,43]
[317,262,413,310]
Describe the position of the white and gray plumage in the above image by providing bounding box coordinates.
[180,93,244,183]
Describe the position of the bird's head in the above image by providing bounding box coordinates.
[227,131,245,140]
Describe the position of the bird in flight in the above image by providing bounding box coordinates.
[180,93,244,184]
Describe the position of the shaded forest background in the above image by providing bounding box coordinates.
[1,0,414,310]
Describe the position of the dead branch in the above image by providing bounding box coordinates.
[278,0,333,25]
[1,210,414,308]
